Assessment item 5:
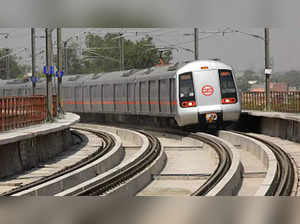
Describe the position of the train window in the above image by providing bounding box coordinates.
[218,70,238,104]
[179,72,196,108]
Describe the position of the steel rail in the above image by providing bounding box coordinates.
[1,127,115,196]
[74,131,161,196]
[89,125,232,196]
[130,127,233,196]
[233,132,295,196]
[189,133,232,196]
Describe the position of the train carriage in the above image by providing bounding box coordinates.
[0,60,241,128]
[175,60,240,126]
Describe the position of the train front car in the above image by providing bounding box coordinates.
[175,60,241,128]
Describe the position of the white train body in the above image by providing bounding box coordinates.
[175,60,241,126]
[0,60,241,127]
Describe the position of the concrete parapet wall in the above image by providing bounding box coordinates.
[57,129,166,196]
[15,130,123,196]
[0,113,79,179]
[240,111,300,143]
[57,130,150,196]
[84,125,142,146]
[218,131,278,196]
[197,133,242,196]
[108,151,167,197]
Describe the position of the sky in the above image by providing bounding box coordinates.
[0,28,299,73]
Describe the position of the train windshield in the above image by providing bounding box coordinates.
[179,72,196,107]
[218,70,237,100]
[179,73,195,97]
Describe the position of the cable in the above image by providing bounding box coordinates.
[0,48,27,60]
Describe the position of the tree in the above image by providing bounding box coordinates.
[62,41,86,75]
[80,33,173,73]
[236,70,263,91]
[82,33,120,73]
[273,70,300,88]
[0,48,27,79]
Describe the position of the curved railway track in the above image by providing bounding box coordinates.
[77,124,235,196]
[188,133,232,196]
[74,131,161,196]
[1,127,116,196]
[233,131,295,196]
[147,129,234,196]
[133,127,234,196]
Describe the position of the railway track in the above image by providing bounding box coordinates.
[1,127,118,196]
[132,127,238,196]
[188,133,232,196]
[141,128,295,196]
[72,124,239,196]
[232,131,295,196]
[5,121,293,197]
[73,130,162,196]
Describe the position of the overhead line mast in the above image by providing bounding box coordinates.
[57,28,64,115]
[264,28,271,111]
[31,28,36,95]
[194,28,199,60]
[45,28,54,121]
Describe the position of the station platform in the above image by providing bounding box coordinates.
[0,113,80,179]
[0,113,80,145]
[240,110,300,143]
[242,110,300,122]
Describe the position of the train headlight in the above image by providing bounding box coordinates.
[222,97,237,104]
[181,100,197,108]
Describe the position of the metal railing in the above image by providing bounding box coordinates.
[242,92,300,113]
[0,96,47,132]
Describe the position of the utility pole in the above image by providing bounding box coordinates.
[5,48,9,79]
[31,28,36,95]
[194,28,199,60]
[45,28,54,121]
[63,41,68,75]
[119,34,124,71]
[57,28,64,115]
[264,28,271,111]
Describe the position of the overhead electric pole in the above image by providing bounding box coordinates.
[119,34,124,71]
[264,28,271,111]
[57,28,64,115]
[63,41,68,75]
[5,48,9,80]
[45,28,54,121]
[31,28,36,95]
[194,28,199,60]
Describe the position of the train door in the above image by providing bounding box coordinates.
[193,70,222,113]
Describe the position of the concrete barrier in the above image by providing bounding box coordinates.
[57,129,166,196]
[195,133,242,196]
[103,149,166,197]
[240,111,300,143]
[76,125,143,146]
[0,113,79,179]
[218,131,278,196]
[14,129,123,196]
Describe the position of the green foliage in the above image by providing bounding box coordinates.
[238,69,300,92]
[65,33,173,75]
[0,48,27,79]
[236,70,263,92]
[272,70,300,88]
[61,42,86,75]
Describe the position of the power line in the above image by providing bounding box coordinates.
[0,47,27,60]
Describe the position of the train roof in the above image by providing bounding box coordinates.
[177,60,232,74]
[62,64,178,85]
[0,79,31,88]
[0,60,234,88]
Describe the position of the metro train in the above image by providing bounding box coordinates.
[0,60,241,128]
